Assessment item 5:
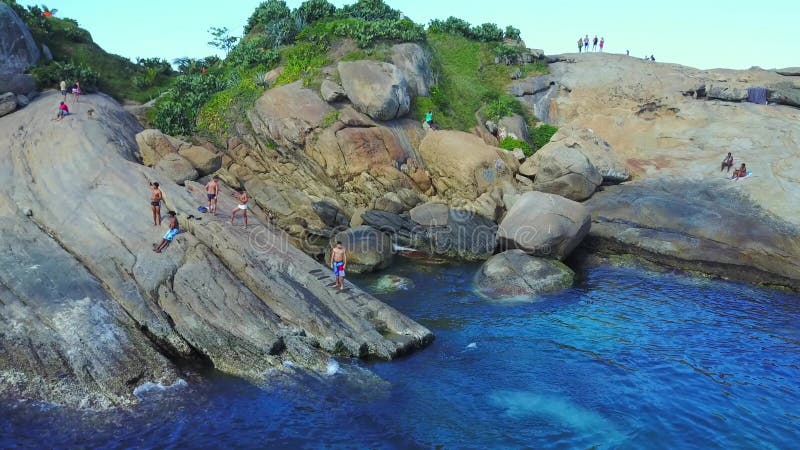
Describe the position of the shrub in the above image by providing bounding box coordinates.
[337,0,401,21]
[132,67,159,89]
[471,23,504,42]
[245,0,299,47]
[531,124,558,149]
[485,96,517,122]
[227,36,280,68]
[135,57,172,75]
[499,136,532,157]
[504,26,522,41]
[274,42,329,86]
[300,17,424,48]
[295,0,337,24]
[197,68,264,141]
[494,43,524,64]
[428,17,471,36]
[152,73,228,136]
[29,61,99,91]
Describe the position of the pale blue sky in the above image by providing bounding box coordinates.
[21,0,798,70]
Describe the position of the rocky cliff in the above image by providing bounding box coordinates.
[511,53,800,288]
[0,92,432,408]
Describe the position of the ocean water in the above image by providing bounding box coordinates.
[2,261,800,449]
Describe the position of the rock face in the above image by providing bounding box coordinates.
[584,180,800,290]
[391,43,434,97]
[409,201,450,227]
[474,250,575,299]
[497,191,591,260]
[320,79,347,103]
[136,129,185,166]
[361,208,498,260]
[0,4,40,73]
[417,130,517,203]
[498,114,530,142]
[250,81,333,148]
[338,60,411,121]
[544,126,629,182]
[178,145,222,176]
[0,91,16,116]
[0,92,432,408]
[767,83,800,108]
[707,84,748,102]
[155,153,199,185]
[330,226,394,273]
[519,142,603,201]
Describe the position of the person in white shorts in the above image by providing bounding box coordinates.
[230,188,249,229]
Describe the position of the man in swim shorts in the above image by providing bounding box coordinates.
[154,211,179,253]
[331,241,347,291]
[721,152,734,172]
[230,188,249,229]
[205,177,220,214]
[149,181,163,226]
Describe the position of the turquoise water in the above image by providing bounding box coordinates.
[2,262,800,448]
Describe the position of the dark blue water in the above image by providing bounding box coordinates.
[3,262,800,449]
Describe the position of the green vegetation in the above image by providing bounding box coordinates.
[152,73,228,137]
[321,109,340,128]
[412,32,548,131]
[499,136,533,157]
[531,124,559,149]
[273,42,329,86]
[2,0,174,101]
[197,68,264,143]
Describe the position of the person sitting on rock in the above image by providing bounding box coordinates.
[721,152,734,172]
[56,101,70,120]
[153,211,179,253]
[731,163,747,180]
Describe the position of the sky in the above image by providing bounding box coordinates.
[19,0,798,70]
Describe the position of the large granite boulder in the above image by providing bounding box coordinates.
[178,145,222,176]
[520,142,603,201]
[768,83,800,108]
[0,92,432,407]
[498,114,530,142]
[707,84,748,102]
[135,129,187,166]
[776,67,800,77]
[391,43,434,97]
[0,72,35,97]
[330,226,394,273]
[497,191,591,260]
[0,91,16,117]
[249,81,333,148]
[584,180,800,290]
[155,153,198,185]
[409,201,450,227]
[320,79,347,103]
[338,60,411,121]
[0,4,40,73]
[474,250,574,299]
[418,130,517,203]
[544,126,629,182]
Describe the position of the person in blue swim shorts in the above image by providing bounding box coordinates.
[154,211,179,253]
[331,241,347,291]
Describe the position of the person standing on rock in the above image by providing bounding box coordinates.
[153,211,179,253]
[59,80,67,101]
[578,37,583,53]
[599,37,605,52]
[149,181,163,226]
[72,81,81,102]
[205,177,220,214]
[230,188,248,229]
[721,152,734,172]
[584,35,589,51]
[331,241,347,292]
[593,35,598,51]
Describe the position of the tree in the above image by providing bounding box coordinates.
[294,0,336,24]
[338,0,400,21]
[504,25,521,42]
[208,27,239,56]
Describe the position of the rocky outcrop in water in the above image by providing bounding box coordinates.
[474,250,575,299]
[0,93,433,408]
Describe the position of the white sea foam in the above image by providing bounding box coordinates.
[282,360,295,368]
[393,244,418,252]
[466,342,478,349]
[133,378,187,397]
[326,359,340,376]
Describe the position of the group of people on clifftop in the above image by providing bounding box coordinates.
[578,35,604,53]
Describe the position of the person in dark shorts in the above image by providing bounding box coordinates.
[149,181,163,226]
[59,80,67,101]
[153,211,179,253]
[205,177,220,214]
[331,241,347,291]
[721,152,734,172]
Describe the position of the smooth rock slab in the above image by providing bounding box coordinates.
[474,250,574,299]
[330,226,394,273]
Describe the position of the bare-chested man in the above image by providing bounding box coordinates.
[230,188,248,228]
[205,177,220,214]
[153,211,179,253]
[149,181,163,226]
[331,241,347,291]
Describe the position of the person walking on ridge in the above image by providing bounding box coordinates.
[593,35,598,51]
[149,181,163,226]
[230,188,249,229]
[153,211,179,253]
[578,37,583,53]
[599,37,605,52]
[584,35,589,52]
[72,80,81,102]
